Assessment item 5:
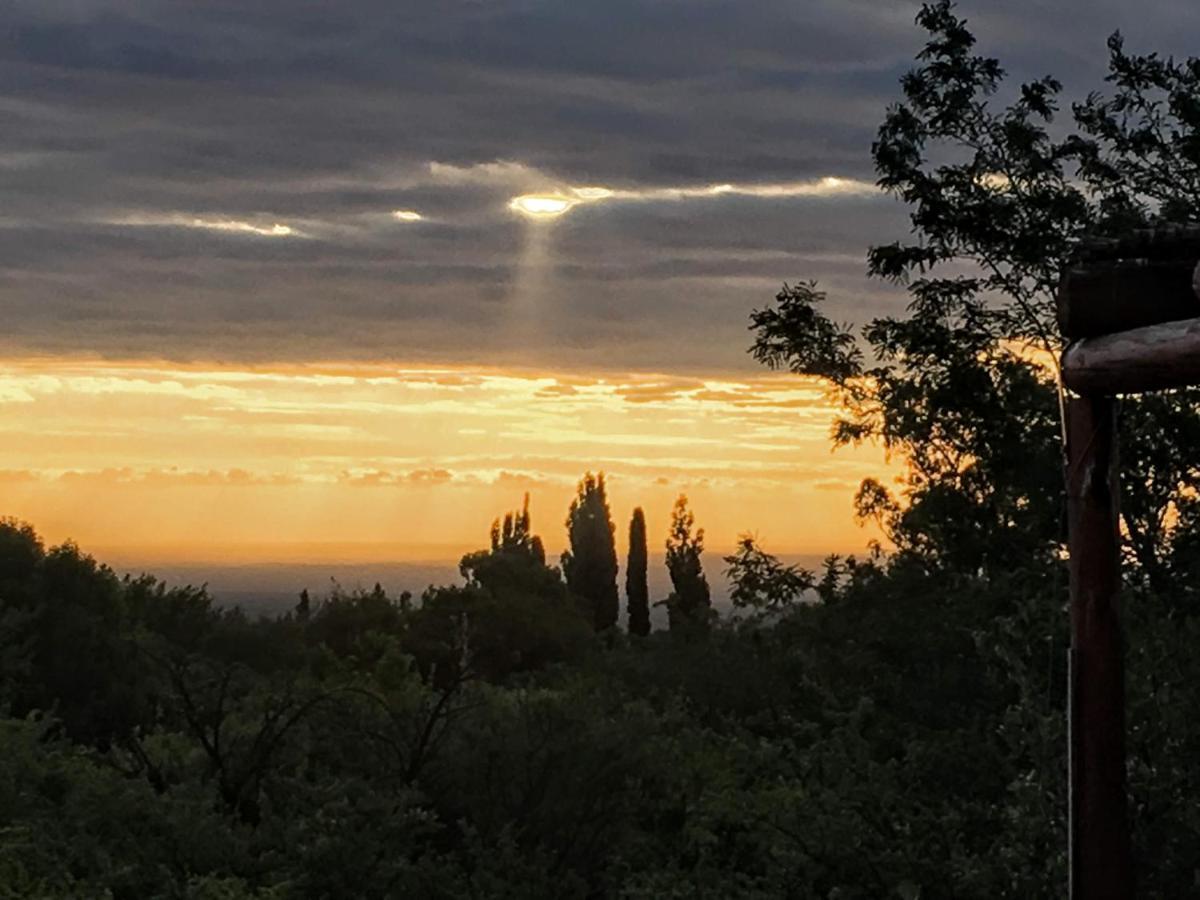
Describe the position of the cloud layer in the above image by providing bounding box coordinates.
[2,1,1199,371]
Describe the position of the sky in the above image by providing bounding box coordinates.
[2,0,1198,562]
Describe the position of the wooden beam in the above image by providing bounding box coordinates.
[1057,258,1200,339]
[1066,395,1132,900]
[1062,316,1200,395]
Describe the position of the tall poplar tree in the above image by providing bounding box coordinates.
[625,507,650,636]
[562,472,620,632]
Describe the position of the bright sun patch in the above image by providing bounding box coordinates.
[509,195,576,218]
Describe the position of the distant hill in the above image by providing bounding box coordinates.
[109,554,832,623]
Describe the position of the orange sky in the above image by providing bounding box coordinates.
[0,357,896,563]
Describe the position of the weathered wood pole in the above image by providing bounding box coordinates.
[1063,316,1200,395]
[1066,394,1132,899]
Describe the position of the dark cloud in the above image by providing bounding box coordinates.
[0,1,1195,372]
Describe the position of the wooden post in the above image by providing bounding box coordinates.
[1063,316,1200,395]
[1056,228,1200,896]
[1066,395,1132,899]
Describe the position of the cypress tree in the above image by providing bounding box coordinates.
[626,507,650,636]
[562,472,620,632]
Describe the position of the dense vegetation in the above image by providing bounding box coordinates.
[6,2,1200,896]
[0,497,1068,900]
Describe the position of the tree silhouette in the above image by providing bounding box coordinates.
[420,495,588,684]
[663,495,712,634]
[723,534,813,617]
[744,5,1200,890]
[749,0,1200,596]
[625,507,650,636]
[489,493,546,565]
[562,473,620,631]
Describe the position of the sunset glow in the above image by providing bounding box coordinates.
[0,358,895,562]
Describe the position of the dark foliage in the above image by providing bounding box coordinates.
[662,495,713,636]
[562,473,620,632]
